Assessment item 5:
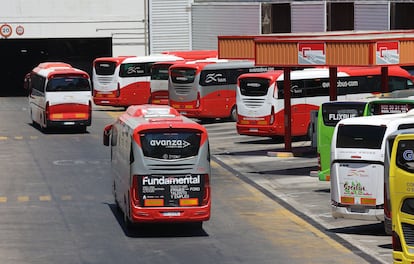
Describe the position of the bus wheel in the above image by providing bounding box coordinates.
[229,106,237,122]
[123,197,133,232]
[113,182,121,211]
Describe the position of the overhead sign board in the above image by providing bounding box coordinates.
[376,41,399,64]
[298,43,326,65]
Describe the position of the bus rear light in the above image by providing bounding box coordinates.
[131,175,140,204]
[351,155,362,159]
[239,120,249,125]
[196,92,200,108]
[144,199,164,207]
[202,174,210,206]
[269,106,275,124]
[257,120,267,125]
[360,198,376,205]
[393,231,403,252]
[340,196,355,204]
[179,198,199,206]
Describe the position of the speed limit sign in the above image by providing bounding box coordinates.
[0,24,12,38]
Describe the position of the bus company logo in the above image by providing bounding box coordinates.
[249,67,274,73]
[322,80,359,88]
[127,66,144,74]
[205,73,226,83]
[343,181,371,196]
[150,139,191,149]
[403,149,414,161]
[328,113,357,121]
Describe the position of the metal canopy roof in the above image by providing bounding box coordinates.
[218,30,414,67]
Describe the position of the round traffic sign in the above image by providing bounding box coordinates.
[0,24,12,38]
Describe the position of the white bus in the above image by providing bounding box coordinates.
[26,62,92,132]
[330,111,414,222]
[236,66,414,138]
[92,54,184,107]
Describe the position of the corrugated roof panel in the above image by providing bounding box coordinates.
[149,0,192,54]
[192,4,260,50]
[291,2,325,33]
[355,2,389,30]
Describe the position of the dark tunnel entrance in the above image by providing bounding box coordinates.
[0,38,112,96]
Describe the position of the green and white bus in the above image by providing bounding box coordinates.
[317,98,414,181]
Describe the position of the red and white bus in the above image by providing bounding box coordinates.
[236,66,414,138]
[150,58,225,105]
[103,104,211,231]
[169,60,274,121]
[92,54,184,107]
[26,62,92,132]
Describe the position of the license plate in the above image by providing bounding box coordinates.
[249,128,258,132]
[163,212,180,217]
[63,122,75,125]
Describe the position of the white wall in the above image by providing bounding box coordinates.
[0,0,147,56]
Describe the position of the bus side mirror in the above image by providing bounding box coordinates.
[103,124,113,146]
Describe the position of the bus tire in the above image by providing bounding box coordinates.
[123,196,134,232]
[384,218,392,235]
[229,105,237,122]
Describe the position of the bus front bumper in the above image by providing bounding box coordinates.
[331,205,384,221]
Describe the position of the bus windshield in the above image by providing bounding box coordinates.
[151,64,172,81]
[46,76,90,92]
[336,125,386,149]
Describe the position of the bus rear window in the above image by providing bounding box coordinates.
[239,78,270,96]
[396,140,414,173]
[170,68,196,84]
[140,132,201,159]
[322,103,366,127]
[336,125,386,149]
[94,62,116,75]
[47,76,91,92]
[151,65,172,80]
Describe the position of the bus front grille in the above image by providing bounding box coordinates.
[242,98,265,108]
[402,222,414,246]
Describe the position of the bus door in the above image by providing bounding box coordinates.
[331,123,386,221]
[390,133,414,263]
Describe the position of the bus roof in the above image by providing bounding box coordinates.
[33,62,89,79]
[122,54,184,64]
[161,50,218,60]
[337,110,414,126]
[120,105,207,132]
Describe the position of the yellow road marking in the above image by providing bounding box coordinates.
[17,196,29,202]
[0,197,7,202]
[0,136,8,140]
[61,195,72,201]
[39,195,51,201]
[14,136,23,140]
